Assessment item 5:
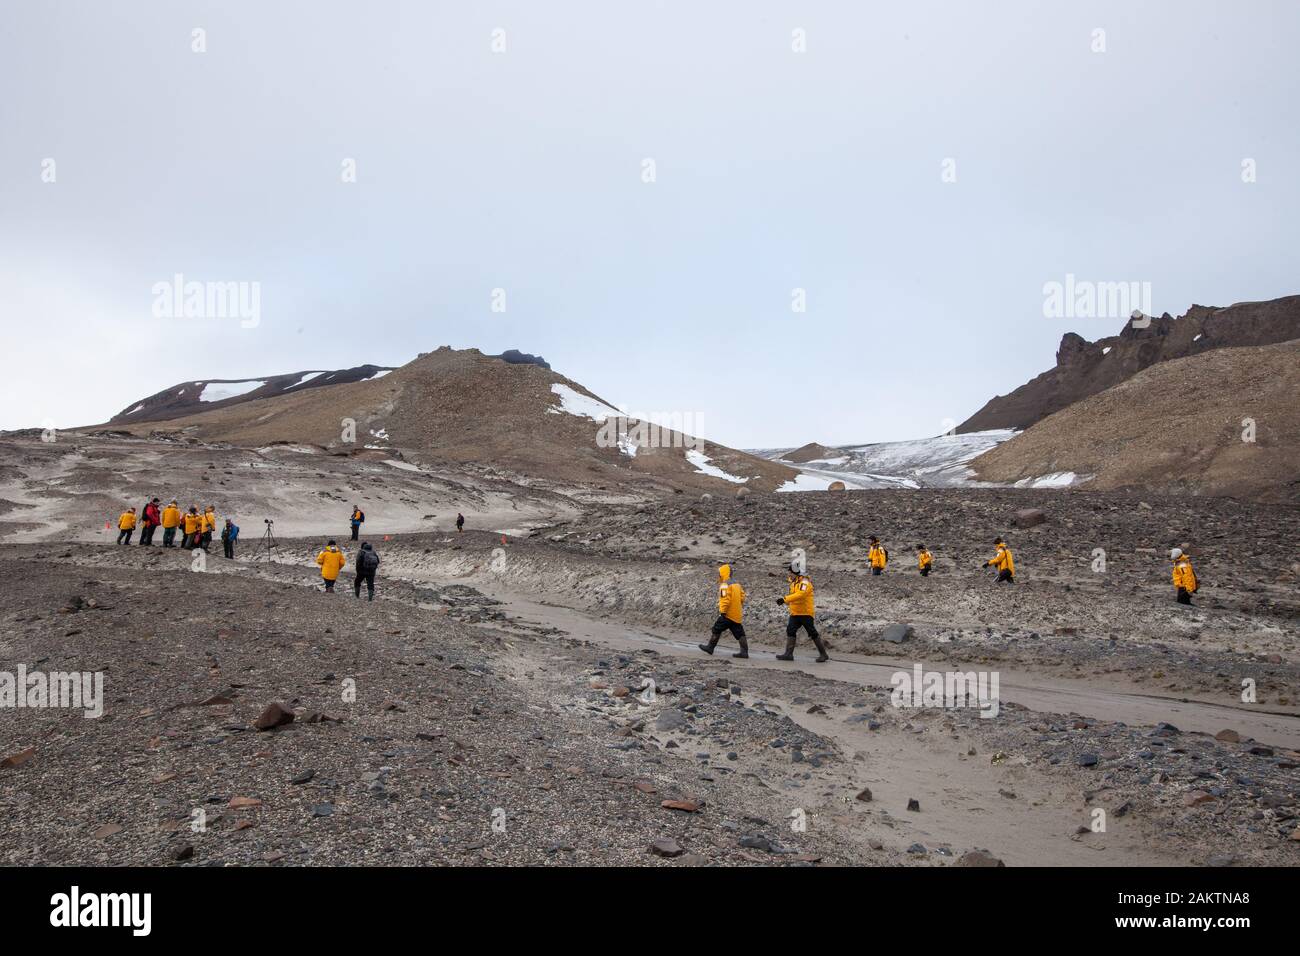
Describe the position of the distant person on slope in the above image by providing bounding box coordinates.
[221,518,240,559]
[983,537,1015,584]
[456,513,464,534]
[776,562,828,662]
[354,541,380,601]
[316,540,346,593]
[116,507,137,545]
[139,498,161,546]
[868,537,888,576]
[917,545,933,577]
[1170,547,1198,605]
[698,564,748,658]
[161,500,181,548]
[350,505,365,541]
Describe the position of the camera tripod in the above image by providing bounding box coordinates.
[253,519,278,561]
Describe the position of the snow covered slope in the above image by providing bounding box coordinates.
[754,430,1024,490]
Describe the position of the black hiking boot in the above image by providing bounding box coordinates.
[698,643,716,655]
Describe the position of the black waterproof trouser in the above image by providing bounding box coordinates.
[117,529,133,545]
[351,525,360,541]
[162,527,176,547]
[996,569,1014,584]
[705,615,746,651]
[354,570,376,599]
[1177,587,1192,605]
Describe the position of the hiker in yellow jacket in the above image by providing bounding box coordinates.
[868,538,888,576]
[983,537,1015,584]
[116,507,137,545]
[776,562,828,662]
[161,501,181,548]
[917,545,934,577]
[699,564,748,659]
[201,507,217,551]
[316,540,347,593]
[182,508,201,549]
[1171,548,1198,605]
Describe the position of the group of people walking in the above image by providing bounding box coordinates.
[315,539,382,600]
[116,500,240,556]
[699,537,1199,662]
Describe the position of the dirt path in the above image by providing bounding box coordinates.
[476,592,1187,866]
[479,590,1300,751]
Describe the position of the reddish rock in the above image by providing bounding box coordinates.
[0,747,35,770]
[254,702,295,731]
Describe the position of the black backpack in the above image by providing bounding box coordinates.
[360,549,380,572]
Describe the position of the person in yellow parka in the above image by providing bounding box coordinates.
[983,537,1015,584]
[917,544,934,577]
[316,539,347,593]
[699,564,748,659]
[776,561,828,662]
[868,537,888,576]
[116,507,137,545]
[161,501,181,548]
[182,507,201,549]
[201,506,217,551]
[1170,547,1198,605]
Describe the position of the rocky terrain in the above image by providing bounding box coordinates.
[971,340,1300,501]
[2,484,1297,867]
[958,295,1300,433]
[81,347,797,497]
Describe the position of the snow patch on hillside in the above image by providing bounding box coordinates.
[199,381,266,403]
[685,449,749,484]
[547,383,619,421]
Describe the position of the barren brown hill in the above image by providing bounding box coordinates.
[106,347,796,495]
[959,295,1300,433]
[969,340,1300,501]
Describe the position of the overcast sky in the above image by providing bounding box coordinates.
[2,1,1297,447]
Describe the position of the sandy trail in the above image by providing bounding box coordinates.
[477,590,1300,752]
[478,592,1197,865]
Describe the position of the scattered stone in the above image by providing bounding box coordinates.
[906,798,920,812]
[1013,508,1046,528]
[881,623,914,644]
[253,702,295,731]
[0,747,35,770]
[650,838,684,858]
[228,796,263,809]
[855,788,873,803]
[956,849,1005,867]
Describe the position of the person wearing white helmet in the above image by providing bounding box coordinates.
[1170,547,1198,605]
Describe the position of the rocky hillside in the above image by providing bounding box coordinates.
[111,365,397,424]
[969,340,1300,501]
[958,295,1300,433]
[101,347,796,496]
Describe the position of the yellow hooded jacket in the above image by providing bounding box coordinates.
[183,512,200,535]
[316,546,346,581]
[987,544,1015,575]
[869,544,887,569]
[1172,555,1198,592]
[717,565,745,623]
[118,511,137,530]
[918,549,933,571]
[781,574,815,616]
[162,504,180,529]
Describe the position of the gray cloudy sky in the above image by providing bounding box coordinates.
[2,0,1297,447]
